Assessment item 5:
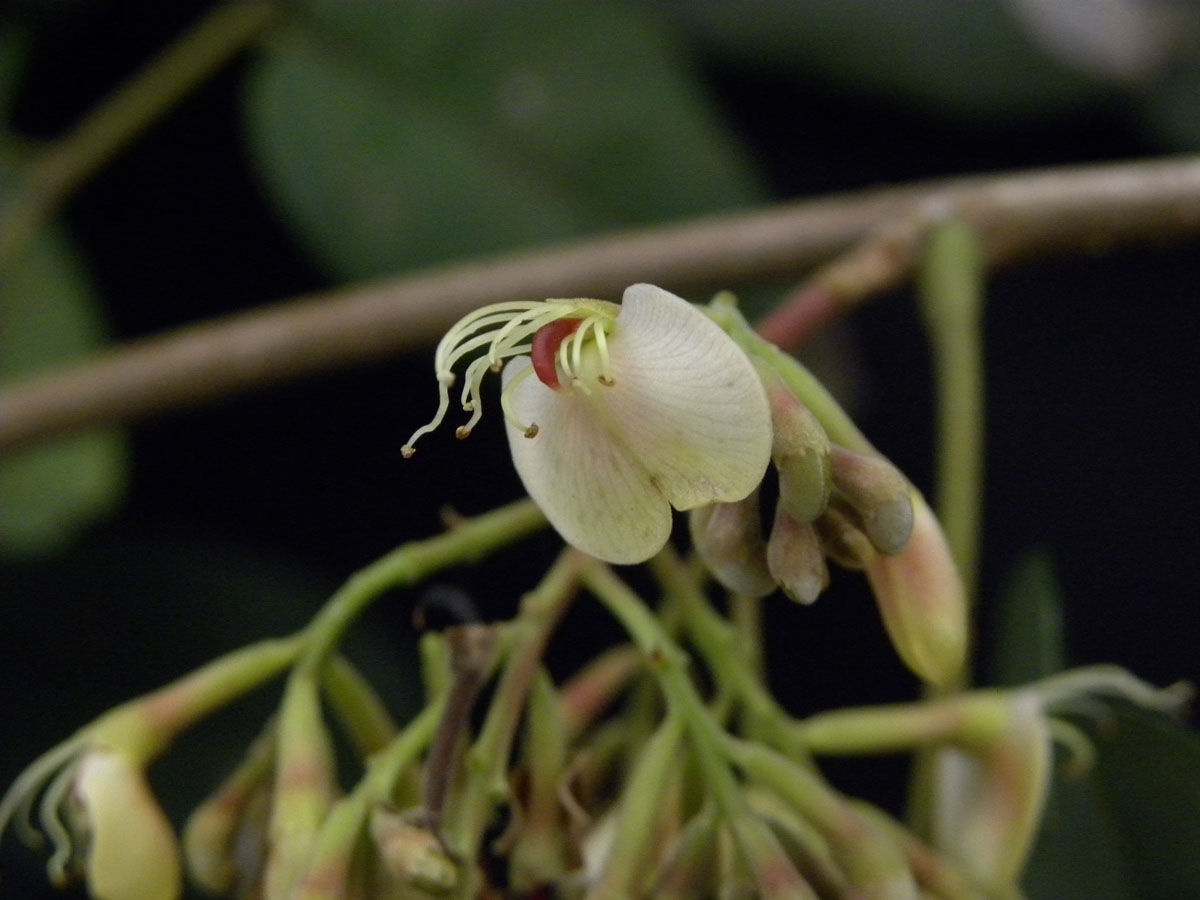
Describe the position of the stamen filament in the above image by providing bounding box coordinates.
[593,319,614,384]
[404,297,619,454]
[403,374,453,456]
[487,306,569,367]
[0,738,84,847]
[38,759,80,881]
[501,363,539,437]
[434,305,545,373]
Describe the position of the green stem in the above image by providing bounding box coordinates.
[581,563,817,900]
[322,656,398,757]
[94,634,303,760]
[443,550,585,894]
[708,294,874,455]
[725,738,917,899]
[294,499,545,675]
[917,218,986,607]
[647,549,796,752]
[291,700,445,900]
[0,0,281,271]
[586,713,686,899]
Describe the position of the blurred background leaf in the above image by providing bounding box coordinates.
[1026,702,1200,900]
[0,190,127,558]
[985,550,1067,688]
[242,0,764,281]
[665,0,1113,122]
[986,551,1200,898]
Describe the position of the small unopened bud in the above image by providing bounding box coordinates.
[689,493,775,599]
[768,384,832,524]
[183,728,274,895]
[829,446,914,555]
[866,496,968,687]
[370,806,458,893]
[263,679,338,899]
[814,505,875,571]
[766,507,828,605]
[931,694,1052,896]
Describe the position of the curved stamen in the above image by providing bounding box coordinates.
[38,758,81,883]
[558,328,590,395]
[405,297,619,454]
[592,318,614,385]
[500,363,539,437]
[487,305,571,367]
[403,374,454,457]
[0,738,85,849]
[1048,717,1096,776]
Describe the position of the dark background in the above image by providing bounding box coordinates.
[2,2,1198,897]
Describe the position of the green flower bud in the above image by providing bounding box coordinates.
[865,496,968,687]
[183,728,273,895]
[813,504,875,571]
[829,446,914,556]
[689,492,775,598]
[370,806,458,894]
[768,384,832,525]
[930,694,1052,896]
[766,506,828,605]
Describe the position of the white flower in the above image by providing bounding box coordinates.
[405,284,772,563]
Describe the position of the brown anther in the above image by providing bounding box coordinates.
[524,424,539,439]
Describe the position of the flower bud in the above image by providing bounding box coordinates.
[829,446,914,556]
[370,806,458,894]
[766,506,828,605]
[75,750,183,900]
[768,383,832,524]
[813,504,875,571]
[183,729,273,895]
[689,493,775,598]
[263,678,338,899]
[930,694,1052,895]
[865,496,968,687]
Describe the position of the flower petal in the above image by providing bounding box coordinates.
[77,750,182,900]
[505,356,672,563]
[588,284,771,509]
[504,285,771,563]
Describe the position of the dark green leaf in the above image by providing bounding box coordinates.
[1025,703,1200,899]
[677,0,1111,123]
[986,550,1067,688]
[0,213,127,558]
[242,0,763,280]
[1023,752,1135,900]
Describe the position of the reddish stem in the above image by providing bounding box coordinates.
[754,283,841,350]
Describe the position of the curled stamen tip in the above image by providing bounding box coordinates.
[455,427,472,440]
[490,360,504,373]
[524,424,539,439]
[401,445,416,458]
[462,402,475,412]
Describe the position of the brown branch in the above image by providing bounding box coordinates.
[757,155,1200,348]
[3,156,1200,454]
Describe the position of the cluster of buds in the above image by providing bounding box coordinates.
[0,637,300,900]
[691,373,968,687]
